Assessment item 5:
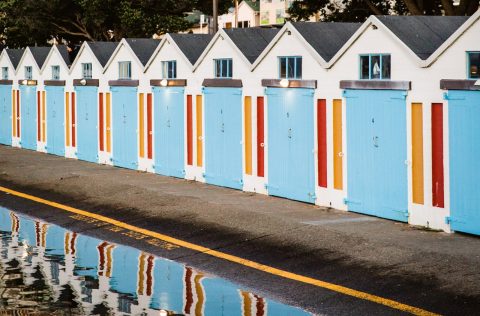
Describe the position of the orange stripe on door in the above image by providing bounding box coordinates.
[244,96,252,175]
[196,95,203,167]
[333,99,343,190]
[412,103,424,205]
[139,93,145,158]
[66,92,70,147]
[106,93,111,153]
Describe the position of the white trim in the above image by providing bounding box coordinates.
[144,34,195,72]
[40,45,70,73]
[102,38,146,74]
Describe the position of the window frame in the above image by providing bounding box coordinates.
[1,67,8,80]
[82,63,93,79]
[118,61,132,80]
[25,66,32,80]
[359,54,391,80]
[161,60,177,79]
[51,65,60,80]
[214,58,233,78]
[278,56,302,79]
[467,51,480,79]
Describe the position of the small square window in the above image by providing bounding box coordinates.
[214,59,232,78]
[468,52,480,79]
[2,67,8,80]
[52,65,60,80]
[162,61,177,79]
[118,61,131,79]
[82,63,92,79]
[359,54,391,80]
[278,57,302,79]
[25,66,32,80]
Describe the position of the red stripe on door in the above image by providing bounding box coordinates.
[257,96,265,178]
[431,103,444,208]
[317,99,327,188]
[147,93,153,159]
[37,91,41,141]
[71,92,76,147]
[187,95,193,166]
[99,93,104,151]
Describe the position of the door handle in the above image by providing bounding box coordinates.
[373,136,379,147]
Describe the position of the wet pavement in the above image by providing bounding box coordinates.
[0,207,309,315]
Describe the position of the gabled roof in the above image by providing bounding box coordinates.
[223,27,279,63]
[291,22,361,62]
[57,45,72,67]
[124,38,161,66]
[5,49,24,70]
[87,41,118,67]
[243,0,260,12]
[376,15,469,60]
[169,33,213,65]
[29,46,51,69]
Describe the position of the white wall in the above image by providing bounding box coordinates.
[219,2,258,28]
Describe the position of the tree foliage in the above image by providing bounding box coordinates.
[0,0,229,48]
[288,0,479,22]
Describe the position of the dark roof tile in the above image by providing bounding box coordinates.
[29,46,51,69]
[223,27,279,63]
[87,41,118,67]
[169,33,213,65]
[6,49,25,70]
[125,38,160,66]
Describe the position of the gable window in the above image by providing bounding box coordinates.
[237,21,250,28]
[279,56,302,79]
[468,52,480,79]
[118,61,132,79]
[52,65,60,80]
[82,63,92,79]
[214,58,233,78]
[25,66,32,80]
[162,60,177,79]
[360,54,391,80]
[2,67,8,80]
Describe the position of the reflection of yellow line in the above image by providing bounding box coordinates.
[0,185,437,316]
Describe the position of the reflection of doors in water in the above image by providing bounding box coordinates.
[75,86,98,162]
[46,86,65,156]
[204,87,243,190]
[448,90,480,235]
[345,89,408,222]
[153,87,185,178]
[111,86,138,170]
[0,84,12,145]
[20,85,37,150]
[266,88,315,203]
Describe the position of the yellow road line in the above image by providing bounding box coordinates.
[0,185,438,316]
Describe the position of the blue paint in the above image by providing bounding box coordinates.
[149,259,184,312]
[0,84,12,145]
[74,234,101,277]
[204,87,243,190]
[448,90,480,235]
[45,86,65,156]
[110,246,140,295]
[111,86,138,170]
[75,86,98,162]
[345,89,408,222]
[153,87,185,178]
[45,225,66,256]
[20,85,37,150]
[203,278,242,316]
[266,88,315,203]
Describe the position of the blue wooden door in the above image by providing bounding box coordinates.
[153,87,185,178]
[447,90,480,235]
[111,86,138,170]
[345,89,408,222]
[0,84,12,145]
[204,87,242,190]
[20,85,37,150]
[75,86,98,163]
[45,86,65,156]
[266,88,315,203]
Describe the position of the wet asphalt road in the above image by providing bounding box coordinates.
[0,145,480,315]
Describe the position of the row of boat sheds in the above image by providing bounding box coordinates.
[0,12,479,235]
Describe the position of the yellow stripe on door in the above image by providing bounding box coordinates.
[333,99,343,190]
[244,96,252,175]
[196,95,203,167]
[412,103,424,204]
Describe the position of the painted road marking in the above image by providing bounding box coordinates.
[0,185,439,316]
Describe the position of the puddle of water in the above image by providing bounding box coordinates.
[0,207,310,315]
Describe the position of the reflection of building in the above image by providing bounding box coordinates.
[0,208,309,315]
